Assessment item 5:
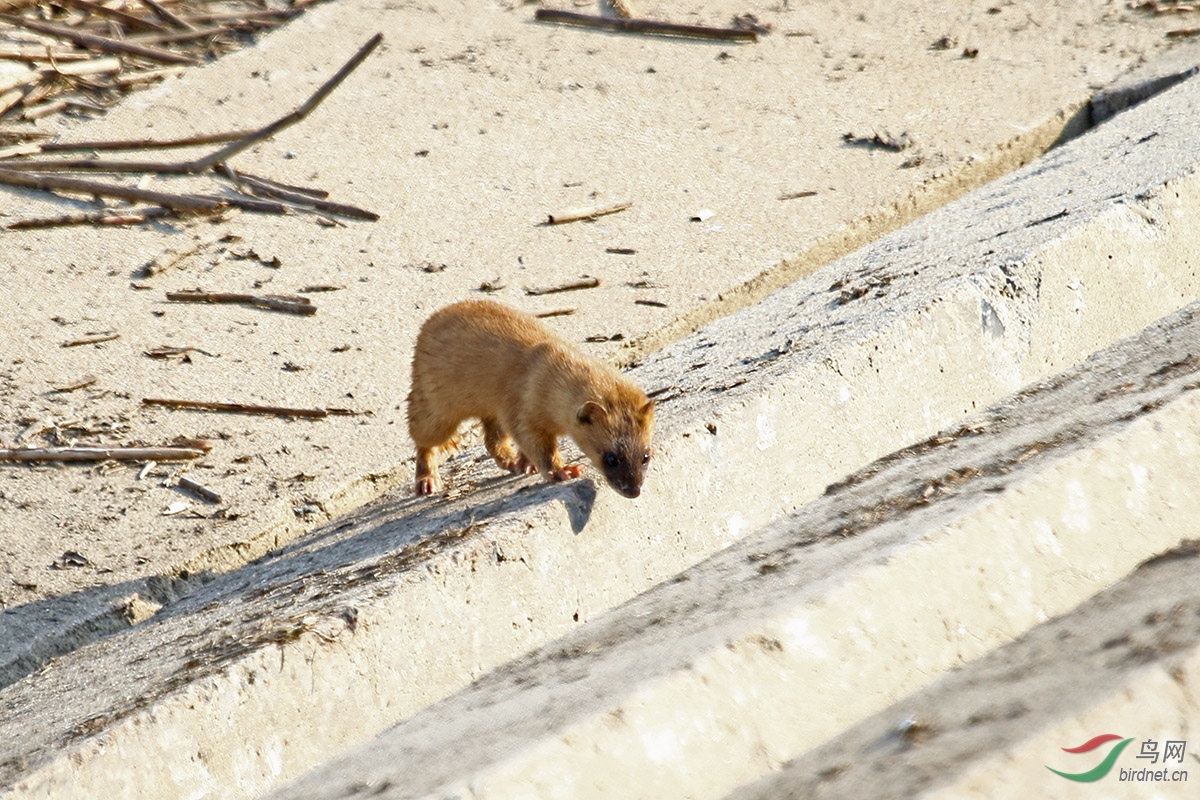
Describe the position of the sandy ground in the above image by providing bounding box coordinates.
[0,0,1193,686]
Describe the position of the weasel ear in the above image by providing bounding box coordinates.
[640,399,655,420]
[577,401,608,425]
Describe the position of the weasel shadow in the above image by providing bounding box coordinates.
[0,455,599,693]
[563,480,596,533]
[267,458,599,569]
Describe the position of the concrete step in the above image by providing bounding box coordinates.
[4,63,1200,800]
[728,542,1200,800]
[9,2,1192,701]
[264,298,1200,799]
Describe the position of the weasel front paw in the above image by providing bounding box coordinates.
[549,465,583,482]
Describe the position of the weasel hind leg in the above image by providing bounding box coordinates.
[408,390,461,495]
[482,417,524,474]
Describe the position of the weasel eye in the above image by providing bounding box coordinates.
[603,452,618,468]
[642,451,651,465]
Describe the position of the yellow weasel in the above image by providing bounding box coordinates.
[408,300,654,498]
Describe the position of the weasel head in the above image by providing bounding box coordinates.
[575,396,654,498]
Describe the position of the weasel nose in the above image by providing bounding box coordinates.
[621,484,641,499]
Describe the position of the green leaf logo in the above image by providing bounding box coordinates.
[1046,734,1135,782]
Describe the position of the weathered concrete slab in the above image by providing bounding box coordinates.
[728,542,1200,800]
[4,61,1200,800]
[0,0,1193,692]
[266,298,1200,800]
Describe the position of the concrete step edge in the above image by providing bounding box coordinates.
[264,300,1200,799]
[730,542,1200,800]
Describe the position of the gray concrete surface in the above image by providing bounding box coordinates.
[3,63,1200,798]
[2,0,1195,696]
[727,543,1200,800]
[266,295,1200,800]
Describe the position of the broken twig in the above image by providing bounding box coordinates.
[166,290,316,316]
[534,9,757,41]
[214,164,378,220]
[196,192,287,214]
[524,276,600,295]
[1131,1,1200,13]
[139,0,197,31]
[177,475,222,503]
[213,166,329,198]
[0,33,383,227]
[145,345,218,359]
[61,331,119,347]
[0,158,203,173]
[0,168,223,212]
[50,374,97,392]
[535,307,576,318]
[0,444,206,463]
[43,57,124,78]
[142,397,332,418]
[546,200,631,225]
[0,14,200,65]
[0,143,41,159]
[55,0,169,32]
[39,130,257,153]
[8,208,170,229]
[106,0,185,28]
